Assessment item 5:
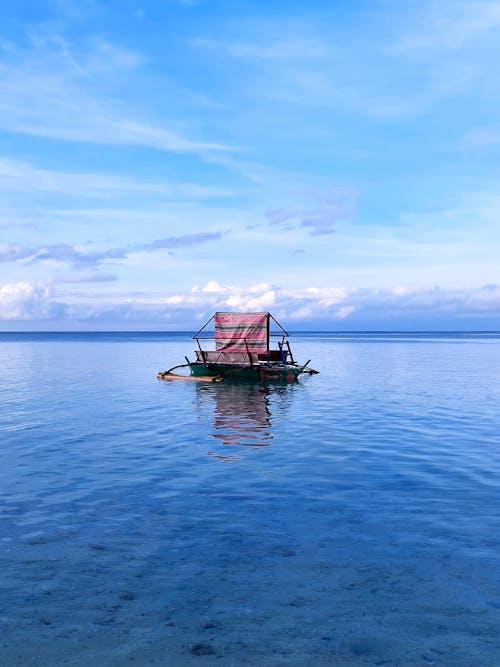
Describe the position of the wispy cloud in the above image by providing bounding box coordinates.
[265,189,356,235]
[141,233,223,251]
[0,232,223,268]
[192,36,333,60]
[393,1,500,54]
[18,243,127,268]
[190,4,500,119]
[0,34,230,155]
[460,129,500,148]
[0,158,234,200]
[55,272,118,284]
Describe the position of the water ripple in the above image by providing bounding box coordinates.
[1,334,500,665]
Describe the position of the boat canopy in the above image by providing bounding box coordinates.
[194,311,288,355]
[215,312,268,353]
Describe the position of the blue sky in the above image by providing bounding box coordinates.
[1,0,499,330]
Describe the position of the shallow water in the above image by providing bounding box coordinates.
[1,332,500,665]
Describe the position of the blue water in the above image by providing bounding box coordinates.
[1,332,499,666]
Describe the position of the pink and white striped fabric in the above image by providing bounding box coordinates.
[214,312,269,353]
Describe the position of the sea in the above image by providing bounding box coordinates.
[0,331,499,666]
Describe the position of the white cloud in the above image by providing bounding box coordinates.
[202,281,233,293]
[248,282,273,294]
[0,281,58,319]
[335,305,356,319]
[225,290,275,310]
[164,295,186,305]
[1,280,499,327]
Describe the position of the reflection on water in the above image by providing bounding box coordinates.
[197,384,286,459]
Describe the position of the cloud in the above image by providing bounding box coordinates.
[55,272,118,283]
[0,281,65,319]
[225,290,276,310]
[0,244,32,261]
[2,280,500,327]
[0,158,234,200]
[265,189,356,235]
[393,1,500,54]
[0,34,230,155]
[17,243,127,268]
[0,232,223,268]
[192,37,333,60]
[149,281,500,325]
[200,281,234,293]
[141,232,223,251]
[189,5,500,120]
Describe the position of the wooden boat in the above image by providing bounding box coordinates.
[157,311,318,383]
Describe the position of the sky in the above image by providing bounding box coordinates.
[0,0,499,331]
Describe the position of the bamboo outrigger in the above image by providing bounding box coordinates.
[157,311,318,383]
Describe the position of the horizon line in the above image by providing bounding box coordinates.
[1,329,499,335]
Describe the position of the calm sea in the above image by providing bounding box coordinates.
[1,332,499,666]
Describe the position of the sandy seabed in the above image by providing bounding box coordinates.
[1,530,497,667]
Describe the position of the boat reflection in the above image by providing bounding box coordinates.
[197,384,276,460]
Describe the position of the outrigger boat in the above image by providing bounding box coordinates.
[157,311,318,383]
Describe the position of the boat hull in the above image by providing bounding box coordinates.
[189,362,302,383]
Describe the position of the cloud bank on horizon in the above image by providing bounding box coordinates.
[0,0,499,330]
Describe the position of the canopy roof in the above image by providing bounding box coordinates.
[194,311,288,354]
[214,312,268,353]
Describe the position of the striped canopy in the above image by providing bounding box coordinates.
[214,312,269,353]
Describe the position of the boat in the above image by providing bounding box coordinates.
[157,311,318,383]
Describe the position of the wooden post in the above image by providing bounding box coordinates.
[196,338,206,363]
[244,338,253,365]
